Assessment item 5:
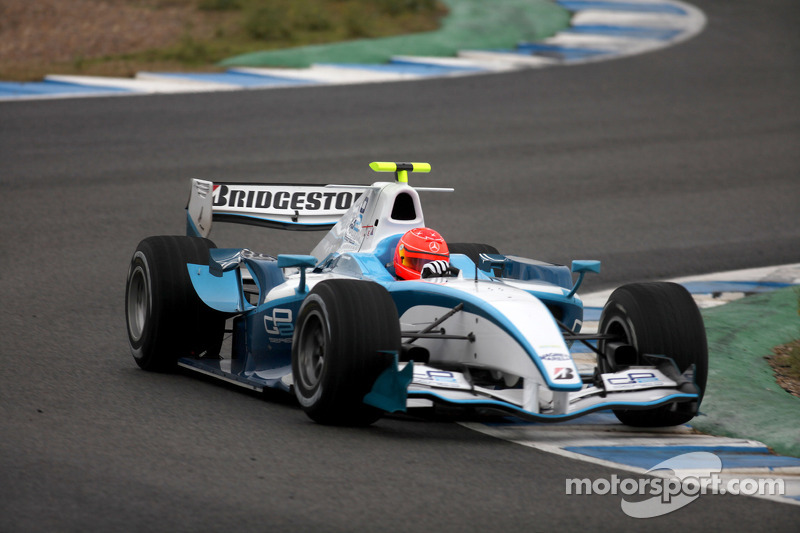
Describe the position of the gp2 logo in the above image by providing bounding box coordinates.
[264,308,294,337]
[607,372,660,386]
[413,370,457,383]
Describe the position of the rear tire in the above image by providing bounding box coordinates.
[292,280,400,426]
[598,282,707,427]
[125,236,225,372]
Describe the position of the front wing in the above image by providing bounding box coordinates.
[366,361,700,423]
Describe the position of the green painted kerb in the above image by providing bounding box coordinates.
[693,287,800,457]
[220,0,571,68]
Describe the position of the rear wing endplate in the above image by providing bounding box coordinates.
[186,179,368,237]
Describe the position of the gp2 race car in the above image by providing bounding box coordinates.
[125,162,707,427]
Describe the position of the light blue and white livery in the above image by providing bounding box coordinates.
[125,161,706,426]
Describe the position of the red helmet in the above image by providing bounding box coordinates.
[394,228,449,280]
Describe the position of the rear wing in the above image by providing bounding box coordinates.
[186,179,368,237]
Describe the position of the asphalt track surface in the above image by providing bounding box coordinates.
[1,1,799,531]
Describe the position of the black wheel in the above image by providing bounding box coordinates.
[598,282,708,427]
[125,236,225,372]
[292,280,400,426]
[448,243,499,267]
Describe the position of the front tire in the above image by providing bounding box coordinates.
[125,236,225,372]
[292,280,400,426]
[598,282,708,427]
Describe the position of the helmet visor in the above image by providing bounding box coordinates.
[403,254,446,273]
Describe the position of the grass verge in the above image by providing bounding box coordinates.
[692,287,800,457]
[766,288,800,398]
[1,0,446,81]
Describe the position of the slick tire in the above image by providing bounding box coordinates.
[125,236,225,372]
[598,282,708,427]
[292,280,400,426]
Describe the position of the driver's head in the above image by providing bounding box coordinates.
[394,228,450,280]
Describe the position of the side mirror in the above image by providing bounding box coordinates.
[568,260,601,298]
[478,253,506,275]
[277,255,318,293]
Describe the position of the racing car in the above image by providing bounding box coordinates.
[125,162,707,427]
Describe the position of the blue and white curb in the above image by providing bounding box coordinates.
[0,0,705,102]
[460,0,705,65]
[465,263,800,508]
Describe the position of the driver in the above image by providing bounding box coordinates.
[394,228,460,280]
